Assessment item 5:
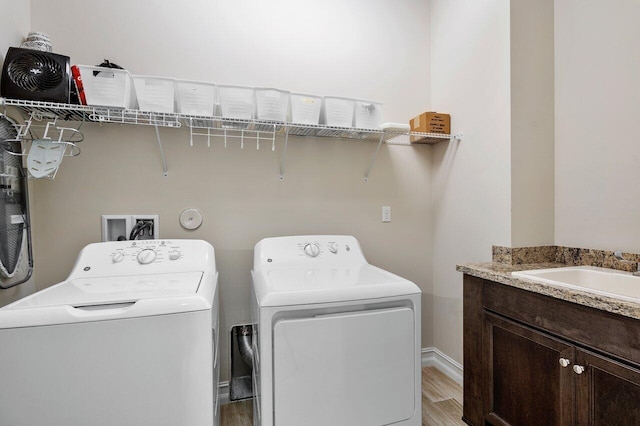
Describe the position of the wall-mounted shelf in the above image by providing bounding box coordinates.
[1,98,463,180]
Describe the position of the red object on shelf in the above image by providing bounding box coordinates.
[71,65,86,105]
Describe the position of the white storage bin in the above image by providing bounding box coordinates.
[132,75,175,113]
[354,100,383,129]
[254,88,290,122]
[290,93,322,125]
[77,65,136,109]
[217,85,254,120]
[175,80,216,116]
[322,96,355,127]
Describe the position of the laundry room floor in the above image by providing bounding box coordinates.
[220,366,464,425]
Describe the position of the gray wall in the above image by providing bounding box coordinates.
[11,0,631,381]
[430,0,512,366]
[554,0,640,252]
[26,0,435,383]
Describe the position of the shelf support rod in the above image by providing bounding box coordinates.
[364,132,385,182]
[279,127,289,180]
[154,124,169,178]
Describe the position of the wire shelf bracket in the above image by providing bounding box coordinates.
[364,133,386,182]
[279,127,290,180]
[154,124,169,178]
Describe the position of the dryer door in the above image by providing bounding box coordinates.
[273,307,416,426]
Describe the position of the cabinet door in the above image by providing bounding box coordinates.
[483,312,575,426]
[575,349,640,425]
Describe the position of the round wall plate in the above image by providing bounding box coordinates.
[179,208,203,230]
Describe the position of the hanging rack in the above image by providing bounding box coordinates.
[0,111,84,179]
[186,118,278,152]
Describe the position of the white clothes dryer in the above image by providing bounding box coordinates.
[251,235,421,426]
[0,239,220,426]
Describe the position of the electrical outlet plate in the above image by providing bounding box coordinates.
[382,206,391,223]
[101,214,159,241]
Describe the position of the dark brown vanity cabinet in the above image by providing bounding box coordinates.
[575,349,640,424]
[463,274,640,426]
[483,312,575,425]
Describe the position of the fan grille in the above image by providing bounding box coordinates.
[7,51,64,92]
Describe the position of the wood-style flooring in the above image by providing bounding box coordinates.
[220,366,464,426]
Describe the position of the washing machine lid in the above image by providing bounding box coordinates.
[0,271,210,328]
[253,264,420,307]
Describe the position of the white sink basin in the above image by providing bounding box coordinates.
[512,266,640,302]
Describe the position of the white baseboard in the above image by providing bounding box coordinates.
[421,347,463,385]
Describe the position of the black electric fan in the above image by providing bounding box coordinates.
[1,47,71,103]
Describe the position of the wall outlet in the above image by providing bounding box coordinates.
[382,206,391,223]
[102,215,159,241]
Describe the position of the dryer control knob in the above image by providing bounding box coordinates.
[328,243,338,254]
[112,252,125,263]
[137,249,157,265]
[169,250,181,260]
[304,243,320,258]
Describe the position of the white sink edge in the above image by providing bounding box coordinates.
[512,266,640,303]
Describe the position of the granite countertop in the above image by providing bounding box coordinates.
[457,262,640,320]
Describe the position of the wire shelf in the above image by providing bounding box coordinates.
[1,98,462,181]
[1,98,460,144]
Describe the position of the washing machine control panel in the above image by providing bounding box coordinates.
[108,240,184,266]
[296,240,360,261]
[254,236,367,270]
[69,239,216,278]
[297,239,361,260]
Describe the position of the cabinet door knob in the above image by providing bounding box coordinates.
[559,358,571,368]
[573,365,585,375]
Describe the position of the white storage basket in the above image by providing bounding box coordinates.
[290,93,322,125]
[77,65,136,109]
[132,75,175,113]
[322,96,355,127]
[254,88,290,122]
[218,85,254,120]
[175,80,216,116]
[354,100,383,129]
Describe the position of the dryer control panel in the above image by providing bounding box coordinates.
[253,235,367,271]
[67,239,216,278]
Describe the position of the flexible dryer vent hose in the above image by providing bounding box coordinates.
[237,325,254,367]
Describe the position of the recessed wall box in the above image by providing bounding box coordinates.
[101,215,159,241]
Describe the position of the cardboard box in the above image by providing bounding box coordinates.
[409,112,451,143]
[410,111,450,133]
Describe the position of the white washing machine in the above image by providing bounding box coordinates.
[251,235,421,426]
[0,239,220,426]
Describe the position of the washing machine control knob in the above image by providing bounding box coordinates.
[137,249,157,265]
[169,250,181,260]
[112,252,125,263]
[304,243,320,258]
[328,243,338,254]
